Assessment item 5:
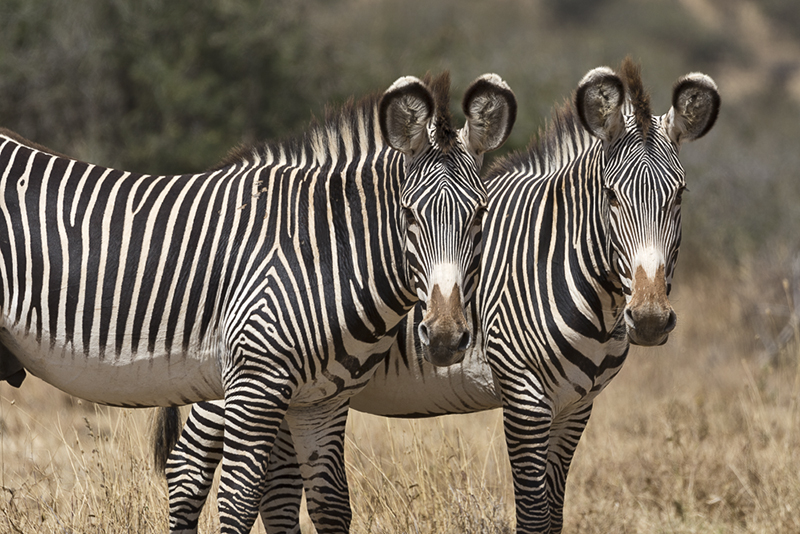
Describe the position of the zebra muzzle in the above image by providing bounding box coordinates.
[418,284,471,367]
[625,265,677,347]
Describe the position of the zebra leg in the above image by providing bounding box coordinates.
[501,391,554,534]
[259,422,304,534]
[284,399,351,534]
[545,404,593,534]
[217,374,294,534]
[163,399,304,534]
[165,401,225,533]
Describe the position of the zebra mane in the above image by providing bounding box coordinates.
[423,71,458,152]
[211,72,457,171]
[620,57,652,138]
[209,91,384,171]
[0,127,71,160]
[487,99,594,178]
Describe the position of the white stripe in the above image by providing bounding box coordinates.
[429,262,460,299]
[632,244,664,280]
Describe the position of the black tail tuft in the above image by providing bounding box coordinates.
[152,407,183,475]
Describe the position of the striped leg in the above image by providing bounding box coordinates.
[217,372,294,534]
[165,401,303,534]
[285,400,351,534]
[259,423,303,534]
[500,381,553,534]
[545,404,593,534]
[166,401,226,533]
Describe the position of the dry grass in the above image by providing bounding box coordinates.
[563,275,800,534]
[2,271,800,533]
[0,380,166,532]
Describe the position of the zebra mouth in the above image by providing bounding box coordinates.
[627,332,670,347]
[421,344,469,367]
[625,317,673,347]
[418,322,471,366]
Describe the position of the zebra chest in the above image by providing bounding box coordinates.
[290,333,398,407]
[547,340,628,414]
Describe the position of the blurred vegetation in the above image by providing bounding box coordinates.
[0,0,320,174]
[2,0,800,284]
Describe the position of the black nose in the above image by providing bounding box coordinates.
[624,305,677,347]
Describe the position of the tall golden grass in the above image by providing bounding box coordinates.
[2,270,800,533]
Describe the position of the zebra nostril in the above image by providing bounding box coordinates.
[624,308,635,329]
[664,310,677,333]
[418,323,430,346]
[456,331,471,352]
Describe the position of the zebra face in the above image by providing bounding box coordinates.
[576,60,720,347]
[602,124,685,346]
[381,73,516,366]
[400,146,488,366]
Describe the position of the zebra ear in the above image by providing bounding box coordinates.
[665,73,720,146]
[379,76,435,157]
[461,74,517,155]
[575,67,625,143]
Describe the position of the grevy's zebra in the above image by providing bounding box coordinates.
[0,72,518,533]
[155,59,720,533]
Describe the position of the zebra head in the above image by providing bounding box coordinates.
[576,59,720,346]
[380,73,516,366]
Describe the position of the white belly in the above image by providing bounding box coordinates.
[350,344,501,417]
[2,325,223,407]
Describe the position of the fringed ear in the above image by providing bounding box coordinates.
[461,74,517,155]
[665,73,720,146]
[575,66,625,143]
[379,76,435,157]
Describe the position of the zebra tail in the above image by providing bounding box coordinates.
[152,406,182,475]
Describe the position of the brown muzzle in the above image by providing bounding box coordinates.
[624,265,677,346]
[418,284,472,366]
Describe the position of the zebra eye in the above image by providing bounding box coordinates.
[604,187,620,208]
[401,207,417,227]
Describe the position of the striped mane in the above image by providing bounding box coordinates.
[209,92,383,172]
[487,99,594,179]
[0,127,70,160]
[212,72,457,171]
[425,71,458,152]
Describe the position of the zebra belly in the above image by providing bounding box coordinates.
[349,345,501,417]
[1,326,223,407]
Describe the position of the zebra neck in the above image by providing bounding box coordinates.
[212,145,418,344]
[482,142,623,343]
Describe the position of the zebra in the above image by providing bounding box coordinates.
[0,72,518,534]
[154,58,720,533]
